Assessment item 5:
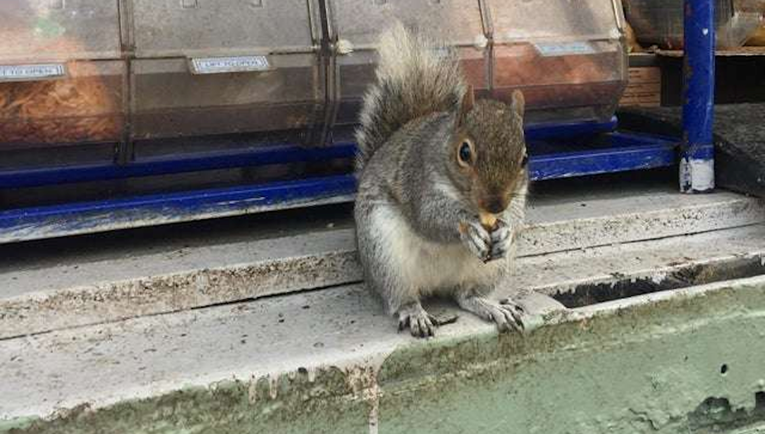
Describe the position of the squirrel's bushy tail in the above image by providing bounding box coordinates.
[355,22,466,171]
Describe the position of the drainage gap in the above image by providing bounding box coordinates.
[687,393,765,433]
[552,255,765,309]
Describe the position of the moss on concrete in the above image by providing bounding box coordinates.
[6,368,371,434]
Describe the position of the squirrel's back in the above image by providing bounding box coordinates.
[354,22,466,172]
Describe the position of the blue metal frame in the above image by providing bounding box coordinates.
[0,117,617,190]
[680,0,716,192]
[0,131,678,243]
[528,132,677,181]
[524,116,617,141]
[0,143,358,189]
[0,176,357,244]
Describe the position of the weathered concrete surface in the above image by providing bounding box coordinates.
[2,272,765,433]
[2,184,763,338]
[520,224,765,304]
[2,176,765,433]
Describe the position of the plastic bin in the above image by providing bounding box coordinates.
[624,0,764,49]
[0,0,124,164]
[324,0,628,129]
[128,0,326,150]
[323,0,489,127]
[484,0,629,124]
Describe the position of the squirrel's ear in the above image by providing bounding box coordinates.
[510,89,525,119]
[457,85,475,128]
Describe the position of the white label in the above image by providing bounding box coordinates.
[533,42,596,57]
[0,63,66,82]
[190,56,270,75]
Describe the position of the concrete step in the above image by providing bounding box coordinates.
[0,222,765,432]
[2,179,763,339]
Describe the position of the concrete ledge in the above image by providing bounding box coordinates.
[3,269,765,433]
[2,186,763,339]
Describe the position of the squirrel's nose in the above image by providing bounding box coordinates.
[483,197,507,214]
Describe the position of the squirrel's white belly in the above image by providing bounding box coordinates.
[368,205,503,296]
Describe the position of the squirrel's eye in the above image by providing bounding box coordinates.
[521,154,529,167]
[458,142,472,164]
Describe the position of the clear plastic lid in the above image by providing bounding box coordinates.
[486,0,623,43]
[483,0,627,124]
[325,0,486,50]
[326,0,488,126]
[130,0,319,57]
[0,0,121,62]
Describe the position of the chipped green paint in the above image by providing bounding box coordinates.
[376,283,765,433]
[0,417,37,433]
[5,280,765,434]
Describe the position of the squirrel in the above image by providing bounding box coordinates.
[353,22,530,338]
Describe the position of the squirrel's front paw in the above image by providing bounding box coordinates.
[488,218,516,261]
[459,220,492,262]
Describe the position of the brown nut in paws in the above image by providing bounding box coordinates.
[479,212,498,232]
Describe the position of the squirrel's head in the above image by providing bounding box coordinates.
[447,87,528,216]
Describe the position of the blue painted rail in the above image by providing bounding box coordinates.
[0,117,618,189]
[680,0,716,193]
[0,130,679,243]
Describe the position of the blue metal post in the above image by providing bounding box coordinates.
[680,0,716,193]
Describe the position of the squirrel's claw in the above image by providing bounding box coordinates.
[459,220,492,262]
[498,299,526,332]
[456,295,525,333]
[397,303,438,338]
[488,219,515,261]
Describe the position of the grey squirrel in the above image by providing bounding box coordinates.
[354,22,529,338]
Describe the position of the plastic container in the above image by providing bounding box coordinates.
[1,0,632,163]
[485,0,629,125]
[624,0,764,49]
[741,0,765,45]
[0,0,125,161]
[128,0,326,151]
[324,0,628,129]
[323,0,489,127]
[746,26,765,45]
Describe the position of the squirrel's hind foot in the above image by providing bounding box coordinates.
[397,302,439,338]
[456,294,525,333]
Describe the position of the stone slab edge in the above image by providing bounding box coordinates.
[1,196,762,339]
[5,275,765,433]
